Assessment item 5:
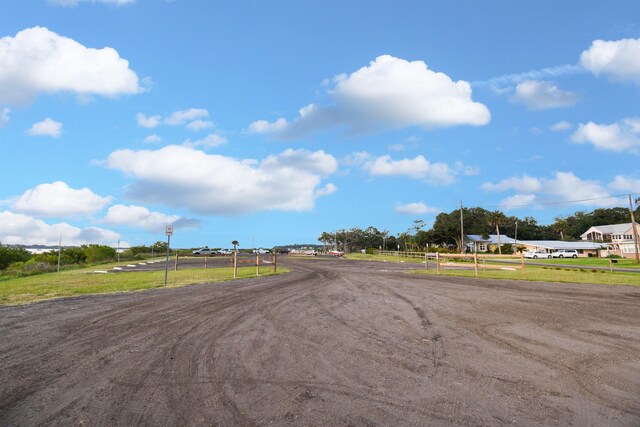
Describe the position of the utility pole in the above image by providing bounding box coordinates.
[57,236,62,273]
[629,194,640,263]
[460,200,464,254]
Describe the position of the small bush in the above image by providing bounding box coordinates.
[606,254,622,259]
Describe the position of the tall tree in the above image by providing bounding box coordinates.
[487,211,507,255]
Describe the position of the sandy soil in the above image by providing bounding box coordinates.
[1,257,639,426]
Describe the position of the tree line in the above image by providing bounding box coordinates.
[317,206,639,253]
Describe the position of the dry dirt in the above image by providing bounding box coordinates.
[1,257,639,426]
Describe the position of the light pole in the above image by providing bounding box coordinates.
[164,225,173,285]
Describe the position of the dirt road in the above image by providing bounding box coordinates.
[1,258,639,425]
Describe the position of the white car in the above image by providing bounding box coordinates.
[192,247,215,255]
[524,251,551,259]
[551,249,578,258]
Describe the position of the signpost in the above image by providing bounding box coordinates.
[164,225,173,285]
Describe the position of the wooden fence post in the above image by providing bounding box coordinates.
[424,252,428,271]
[204,255,207,270]
[174,253,178,271]
[273,253,277,272]
[233,251,237,279]
[436,252,440,274]
[474,253,478,277]
[520,252,525,274]
[256,252,260,276]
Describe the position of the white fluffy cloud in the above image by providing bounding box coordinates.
[608,175,640,193]
[143,134,162,143]
[136,108,213,131]
[395,202,440,215]
[482,172,622,210]
[0,27,141,105]
[186,120,213,131]
[101,145,337,215]
[164,108,209,126]
[580,38,640,85]
[249,55,490,139]
[511,80,578,110]
[26,118,62,137]
[12,181,112,217]
[183,133,227,149]
[136,113,161,128]
[364,153,478,185]
[551,120,572,131]
[0,107,9,127]
[571,118,640,153]
[103,204,186,231]
[0,211,120,246]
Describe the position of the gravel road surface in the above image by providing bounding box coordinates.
[1,258,639,425]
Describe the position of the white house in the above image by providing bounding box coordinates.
[581,222,640,258]
[465,235,606,257]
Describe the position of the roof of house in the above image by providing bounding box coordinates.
[580,223,632,238]
[466,234,517,244]
[517,240,607,250]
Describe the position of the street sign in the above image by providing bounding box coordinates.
[166,225,173,236]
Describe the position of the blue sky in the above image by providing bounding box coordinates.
[1,0,639,249]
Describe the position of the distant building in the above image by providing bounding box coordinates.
[465,234,606,257]
[582,223,640,258]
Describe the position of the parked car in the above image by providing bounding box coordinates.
[524,251,551,259]
[192,247,215,255]
[551,249,579,258]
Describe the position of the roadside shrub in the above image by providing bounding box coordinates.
[365,247,375,255]
[591,269,598,273]
[606,254,621,259]
[0,246,32,270]
[83,245,116,263]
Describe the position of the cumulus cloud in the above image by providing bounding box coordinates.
[510,80,578,110]
[183,133,227,149]
[164,108,209,126]
[0,27,141,105]
[608,175,640,193]
[551,120,572,131]
[0,211,120,246]
[12,181,112,217]
[136,113,161,128]
[249,55,490,139]
[363,155,462,185]
[103,204,198,231]
[25,118,62,137]
[143,134,162,143]
[186,120,213,131]
[395,202,440,215]
[482,172,622,209]
[580,38,640,85]
[0,108,9,127]
[101,145,338,215]
[136,108,213,131]
[571,118,640,153]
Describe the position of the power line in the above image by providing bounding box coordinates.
[472,192,640,210]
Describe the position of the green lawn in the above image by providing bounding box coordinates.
[0,265,288,306]
[414,266,640,286]
[526,257,640,269]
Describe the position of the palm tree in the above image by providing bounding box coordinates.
[487,211,507,255]
[553,217,568,240]
[231,240,239,253]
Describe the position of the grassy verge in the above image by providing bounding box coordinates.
[525,258,640,269]
[0,265,289,306]
[345,253,426,263]
[414,266,640,286]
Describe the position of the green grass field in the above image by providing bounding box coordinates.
[344,253,639,286]
[525,257,640,269]
[0,265,288,306]
[414,266,640,286]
